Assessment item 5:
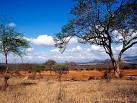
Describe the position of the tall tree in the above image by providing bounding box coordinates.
[0,23,29,90]
[55,0,137,77]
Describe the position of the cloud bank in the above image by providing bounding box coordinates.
[0,34,136,64]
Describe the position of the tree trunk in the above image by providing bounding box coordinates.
[114,51,123,78]
[2,54,9,91]
[109,55,120,78]
[3,76,9,90]
[114,62,120,78]
[50,67,52,74]
[57,74,63,102]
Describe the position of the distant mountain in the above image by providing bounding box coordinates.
[78,59,111,65]
[124,56,137,64]
[78,56,137,65]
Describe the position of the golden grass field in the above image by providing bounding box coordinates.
[0,78,137,103]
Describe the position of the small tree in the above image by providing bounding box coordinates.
[0,23,29,90]
[31,65,45,79]
[45,60,56,73]
[66,61,77,71]
[53,64,69,80]
[53,64,69,101]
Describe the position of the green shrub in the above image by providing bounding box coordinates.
[0,65,6,72]
[53,64,69,75]
[32,65,45,73]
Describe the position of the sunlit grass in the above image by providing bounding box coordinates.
[0,78,137,103]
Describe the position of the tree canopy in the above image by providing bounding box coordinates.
[55,0,137,77]
[0,22,30,90]
[0,23,29,59]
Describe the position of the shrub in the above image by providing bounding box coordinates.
[53,64,69,75]
[30,65,45,79]
[45,60,56,71]
[0,65,6,72]
[32,65,45,73]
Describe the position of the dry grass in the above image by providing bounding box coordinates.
[0,78,137,103]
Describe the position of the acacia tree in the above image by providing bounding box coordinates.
[45,59,56,73]
[54,0,137,78]
[0,23,29,90]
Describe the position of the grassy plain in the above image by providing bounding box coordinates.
[0,78,137,103]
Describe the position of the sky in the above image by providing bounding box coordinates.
[0,0,137,63]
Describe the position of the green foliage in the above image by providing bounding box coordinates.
[53,64,69,75]
[0,64,6,72]
[45,60,56,70]
[32,65,45,73]
[45,60,56,66]
[0,23,29,57]
[44,60,56,68]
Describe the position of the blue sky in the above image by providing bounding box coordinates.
[0,0,73,36]
[0,0,137,63]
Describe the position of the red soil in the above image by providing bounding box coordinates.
[0,69,137,80]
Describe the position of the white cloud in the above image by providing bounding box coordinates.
[124,45,137,56]
[1,34,136,63]
[49,45,108,63]
[69,37,78,44]
[21,51,48,63]
[112,30,123,41]
[26,35,55,46]
[50,48,60,53]
[49,44,137,63]
[132,32,137,38]
[26,35,78,47]
[90,45,102,51]
[1,43,137,63]
[71,46,82,52]
[114,45,122,51]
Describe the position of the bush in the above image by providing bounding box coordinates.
[32,65,45,73]
[53,64,69,75]
[45,60,56,70]
[53,64,69,80]
[4,75,10,80]
[30,65,45,79]
[0,65,6,72]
